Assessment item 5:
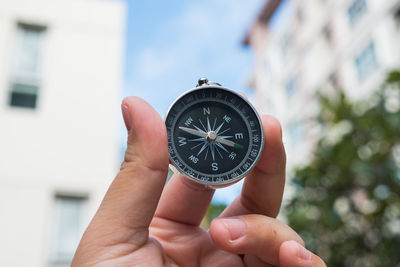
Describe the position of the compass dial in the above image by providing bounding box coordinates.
[165,83,264,186]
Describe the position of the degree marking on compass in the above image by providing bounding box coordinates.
[184,117,194,127]
[178,137,187,146]
[235,133,244,139]
[223,115,232,123]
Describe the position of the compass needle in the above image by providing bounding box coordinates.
[234,143,244,149]
[189,137,205,142]
[165,78,264,186]
[193,124,205,133]
[179,126,207,138]
[218,135,233,139]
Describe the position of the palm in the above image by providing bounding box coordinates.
[83,211,246,266]
[149,218,242,266]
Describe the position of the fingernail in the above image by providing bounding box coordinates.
[220,218,247,241]
[297,243,312,261]
[121,104,132,132]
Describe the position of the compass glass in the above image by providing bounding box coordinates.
[166,86,264,186]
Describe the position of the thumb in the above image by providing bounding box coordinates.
[121,97,169,171]
[279,241,327,267]
[75,97,169,256]
[209,214,304,266]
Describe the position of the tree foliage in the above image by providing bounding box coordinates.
[285,71,400,267]
[202,203,226,229]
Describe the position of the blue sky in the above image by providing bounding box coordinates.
[122,0,266,204]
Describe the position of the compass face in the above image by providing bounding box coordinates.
[165,85,264,186]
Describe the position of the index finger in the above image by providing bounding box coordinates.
[220,115,285,218]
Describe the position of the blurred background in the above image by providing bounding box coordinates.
[0,0,399,266]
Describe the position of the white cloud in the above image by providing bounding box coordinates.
[131,0,264,83]
[137,48,180,80]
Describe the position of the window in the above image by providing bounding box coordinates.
[296,8,304,24]
[322,24,333,44]
[395,6,400,27]
[50,195,87,267]
[285,77,297,98]
[280,33,294,57]
[329,71,340,89]
[348,0,367,26]
[9,23,45,109]
[355,42,378,82]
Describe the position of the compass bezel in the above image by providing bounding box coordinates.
[165,84,264,186]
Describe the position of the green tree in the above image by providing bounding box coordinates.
[285,71,400,267]
[202,203,226,229]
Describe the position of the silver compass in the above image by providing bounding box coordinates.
[165,78,264,187]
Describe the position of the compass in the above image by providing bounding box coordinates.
[165,78,264,187]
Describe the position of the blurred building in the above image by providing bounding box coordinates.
[244,0,400,169]
[0,0,125,266]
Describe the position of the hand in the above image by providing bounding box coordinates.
[72,97,326,267]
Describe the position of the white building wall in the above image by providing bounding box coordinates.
[0,0,125,266]
[250,0,400,170]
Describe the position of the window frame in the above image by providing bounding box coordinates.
[8,22,46,109]
[347,0,367,26]
[354,41,378,82]
[49,193,89,267]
